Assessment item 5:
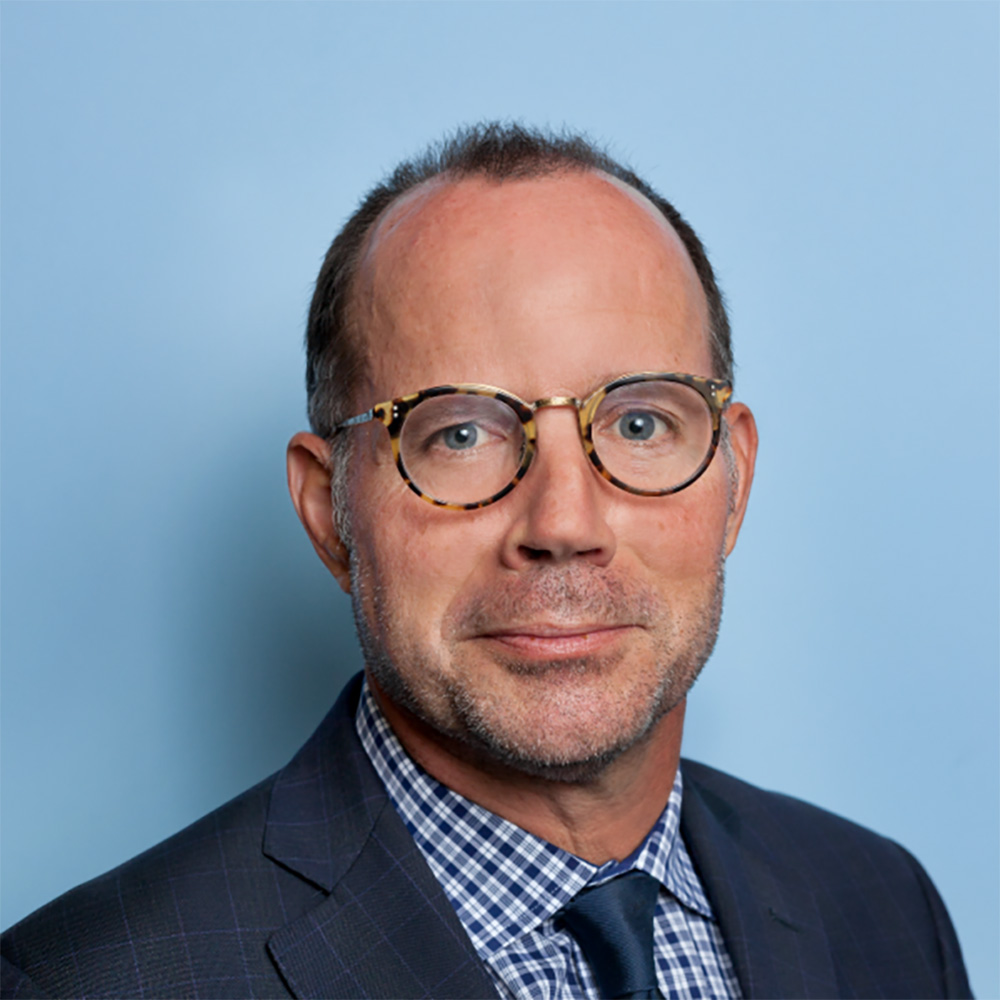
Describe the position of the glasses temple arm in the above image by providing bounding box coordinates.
[331,410,376,435]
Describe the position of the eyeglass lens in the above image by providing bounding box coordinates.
[398,381,715,505]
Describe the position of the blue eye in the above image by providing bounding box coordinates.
[618,412,657,441]
[442,423,479,449]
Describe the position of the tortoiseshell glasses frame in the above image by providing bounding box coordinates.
[330,372,733,510]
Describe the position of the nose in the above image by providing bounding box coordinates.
[500,408,617,568]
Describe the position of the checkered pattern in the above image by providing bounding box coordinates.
[357,681,742,999]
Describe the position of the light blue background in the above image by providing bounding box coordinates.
[2,2,997,994]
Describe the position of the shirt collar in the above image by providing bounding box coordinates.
[356,676,714,958]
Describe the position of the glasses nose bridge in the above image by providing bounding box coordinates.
[526,395,587,441]
[523,394,594,474]
[530,394,582,413]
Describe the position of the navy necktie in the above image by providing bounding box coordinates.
[558,870,663,1000]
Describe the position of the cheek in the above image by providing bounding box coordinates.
[357,481,500,633]
[620,483,731,583]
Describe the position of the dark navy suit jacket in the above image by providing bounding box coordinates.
[2,674,972,999]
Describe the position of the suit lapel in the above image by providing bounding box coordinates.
[263,675,499,999]
[680,762,838,999]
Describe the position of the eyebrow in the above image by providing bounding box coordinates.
[586,369,689,393]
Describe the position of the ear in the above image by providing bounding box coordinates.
[287,432,352,594]
[721,402,758,558]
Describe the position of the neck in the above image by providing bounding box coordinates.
[370,676,685,865]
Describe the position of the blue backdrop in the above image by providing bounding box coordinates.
[2,3,997,994]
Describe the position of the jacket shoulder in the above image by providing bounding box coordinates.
[1,679,375,1000]
[681,757,897,841]
[680,759,972,999]
[681,757,937,892]
[1,776,319,999]
[682,760,928,864]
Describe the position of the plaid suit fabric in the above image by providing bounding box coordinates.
[2,673,972,999]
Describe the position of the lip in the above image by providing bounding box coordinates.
[476,624,638,659]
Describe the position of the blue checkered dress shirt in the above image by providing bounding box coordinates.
[356,680,741,1000]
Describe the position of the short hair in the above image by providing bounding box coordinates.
[305,121,733,439]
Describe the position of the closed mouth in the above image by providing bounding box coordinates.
[475,623,638,659]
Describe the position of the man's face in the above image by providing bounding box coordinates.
[303,171,755,780]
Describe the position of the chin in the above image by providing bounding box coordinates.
[439,657,686,783]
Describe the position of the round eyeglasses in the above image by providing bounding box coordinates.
[331,372,733,510]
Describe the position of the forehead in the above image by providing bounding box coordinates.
[354,170,712,398]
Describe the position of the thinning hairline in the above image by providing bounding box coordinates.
[343,166,714,411]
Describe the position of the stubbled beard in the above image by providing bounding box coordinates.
[351,555,725,784]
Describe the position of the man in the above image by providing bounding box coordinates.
[1,124,971,999]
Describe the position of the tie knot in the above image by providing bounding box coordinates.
[558,870,662,999]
